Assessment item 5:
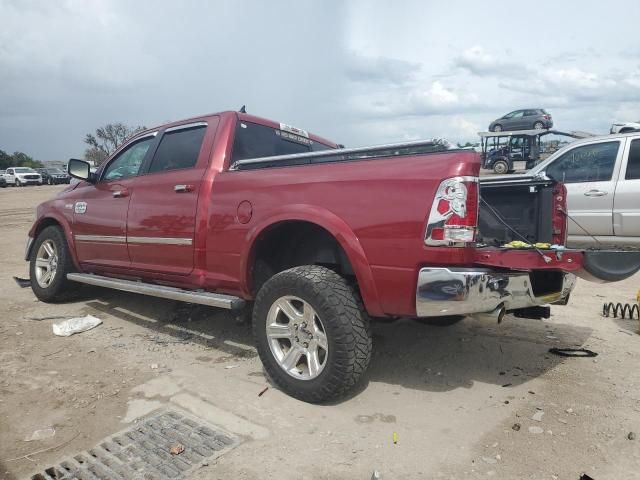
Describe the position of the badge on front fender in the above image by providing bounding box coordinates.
[74,202,87,214]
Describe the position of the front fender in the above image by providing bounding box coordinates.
[28,213,80,270]
[241,204,384,317]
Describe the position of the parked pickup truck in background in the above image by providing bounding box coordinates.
[526,131,640,247]
[4,167,42,186]
[25,111,640,402]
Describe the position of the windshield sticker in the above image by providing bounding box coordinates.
[279,123,309,138]
[276,129,313,146]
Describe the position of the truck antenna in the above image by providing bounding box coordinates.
[239,105,247,113]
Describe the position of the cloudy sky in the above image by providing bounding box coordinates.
[1,0,640,160]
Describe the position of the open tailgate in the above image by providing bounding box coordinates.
[474,248,640,283]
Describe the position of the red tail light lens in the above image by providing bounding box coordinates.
[552,182,567,245]
[425,176,479,246]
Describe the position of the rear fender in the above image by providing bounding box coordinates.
[242,205,384,317]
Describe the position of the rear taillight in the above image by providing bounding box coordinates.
[425,176,478,246]
[552,182,567,245]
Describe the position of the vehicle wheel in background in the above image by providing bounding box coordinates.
[493,160,509,175]
[492,124,503,132]
[253,265,372,403]
[533,121,544,129]
[15,179,22,187]
[47,178,53,185]
[29,226,77,303]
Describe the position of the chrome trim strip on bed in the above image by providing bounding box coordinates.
[127,236,193,245]
[75,235,127,243]
[230,138,451,170]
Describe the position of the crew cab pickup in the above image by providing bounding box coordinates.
[25,111,640,403]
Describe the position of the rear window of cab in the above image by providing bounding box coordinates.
[231,121,333,162]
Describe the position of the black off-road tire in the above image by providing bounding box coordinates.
[29,225,77,303]
[253,265,372,403]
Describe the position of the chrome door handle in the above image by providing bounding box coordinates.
[174,184,193,193]
[584,190,607,197]
[112,190,128,198]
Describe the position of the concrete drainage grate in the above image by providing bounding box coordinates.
[31,408,240,480]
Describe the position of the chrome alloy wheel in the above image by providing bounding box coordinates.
[266,295,328,380]
[35,239,58,288]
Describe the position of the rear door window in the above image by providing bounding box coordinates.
[626,139,640,180]
[148,125,207,174]
[546,141,620,183]
[231,121,333,162]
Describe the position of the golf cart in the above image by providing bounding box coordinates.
[479,129,594,174]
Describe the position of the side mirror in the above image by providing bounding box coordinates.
[68,159,96,183]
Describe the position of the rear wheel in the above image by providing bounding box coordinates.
[253,265,372,403]
[493,160,509,175]
[492,124,503,132]
[533,121,544,130]
[29,226,77,302]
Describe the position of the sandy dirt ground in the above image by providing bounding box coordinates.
[1,185,640,480]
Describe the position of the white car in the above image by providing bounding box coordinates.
[610,121,640,134]
[3,167,42,186]
[528,131,640,247]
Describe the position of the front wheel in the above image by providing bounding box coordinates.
[253,265,372,403]
[15,179,22,187]
[493,160,509,175]
[29,226,77,302]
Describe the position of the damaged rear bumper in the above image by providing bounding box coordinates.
[416,267,575,318]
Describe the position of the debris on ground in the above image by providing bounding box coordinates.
[150,363,159,369]
[258,387,269,397]
[579,474,595,480]
[548,348,598,358]
[224,365,239,369]
[169,444,185,455]
[52,315,102,337]
[512,423,521,431]
[532,411,545,422]
[528,426,544,434]
[24,427,55,442]
[12,276,30,288]
[371,471,382,480]
[393,432,398,444]
[25,315,71,321]
[628,432,636,440]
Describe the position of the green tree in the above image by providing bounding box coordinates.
[84,123,146,166]
[0,149,43,169]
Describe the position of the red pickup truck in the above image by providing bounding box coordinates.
[26,111,640,402]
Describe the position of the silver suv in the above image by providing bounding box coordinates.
[528,132,640,247]
[489,109,553,132]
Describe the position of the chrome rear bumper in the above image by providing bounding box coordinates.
[415,267,575,318]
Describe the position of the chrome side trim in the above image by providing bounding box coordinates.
[415,267,576,317]
[75,235,126,243]
[127,236,193,245]
[164,121,207,133]
[230,138,452,170]
[74,235,192,245]
[67,273,245,310]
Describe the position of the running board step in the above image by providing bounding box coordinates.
[66,273,245,310]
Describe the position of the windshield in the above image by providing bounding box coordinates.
[46,168,64,174]
[14,167,35,173]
